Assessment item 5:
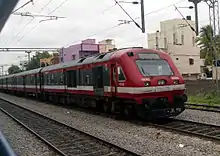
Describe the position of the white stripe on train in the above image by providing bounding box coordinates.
[0,84,185,94]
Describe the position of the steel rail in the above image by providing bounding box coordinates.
[148,118,220,142]
[0,98,140,156]
[185,103,220,112]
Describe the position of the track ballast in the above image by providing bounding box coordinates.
[0,99,140,156]
[150,118,220,142]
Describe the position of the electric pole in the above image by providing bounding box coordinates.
[188,0,202,36]
[114,0,145,33]
[155,30,159,50]
[140,0,145,33]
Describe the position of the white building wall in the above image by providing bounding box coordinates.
[98,39,116,53]
[147,18,201,78]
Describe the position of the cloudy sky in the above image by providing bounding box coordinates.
[0,0,212,72]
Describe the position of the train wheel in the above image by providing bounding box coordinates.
[121,105,134,119]
[103,102,111,113]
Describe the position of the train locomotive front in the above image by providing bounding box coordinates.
[116,48,187,119]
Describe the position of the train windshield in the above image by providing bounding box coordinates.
[136,59,173,76]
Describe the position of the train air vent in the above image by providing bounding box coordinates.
[96,53,107,60]
[77,58,86,63]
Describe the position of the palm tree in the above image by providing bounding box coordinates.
[196,25,214,65]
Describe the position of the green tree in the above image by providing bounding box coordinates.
[26,51,52,70]
[8,65,22,74]
[196,25,220,65]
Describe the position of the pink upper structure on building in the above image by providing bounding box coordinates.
[59,39,116,63]
[59,39,99,63]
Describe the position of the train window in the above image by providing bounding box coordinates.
[51,74,54,85]
[44,74,48,85]
[136,59,173,76]
[118,67,126,81]
[54,73,58,85]
[48,74,51,85]
[60,73,64,85]
[31,75,35,85]
[36,75,40,85]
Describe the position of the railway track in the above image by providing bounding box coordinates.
[0,99,140,156]
[185,103,220,113]
[149,118,220,142]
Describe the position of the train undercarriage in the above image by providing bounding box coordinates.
[2,89,188,120]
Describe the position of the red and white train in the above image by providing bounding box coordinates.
[0,47,187,119]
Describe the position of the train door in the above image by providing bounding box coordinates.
[35,74,38,93]
[63,69,67,94]
[40,72,44,93]
[23,76,26,94]
[110,64,117,97]
[93,66,104,96]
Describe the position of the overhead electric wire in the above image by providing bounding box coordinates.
[9,0,186,48]
[11,0,34,14]
[135,0,185,20]
[64,0,186,48]
[6,0,55,45]
[14,0,69,45]
[113,0,142,30]
[174,5,196,33]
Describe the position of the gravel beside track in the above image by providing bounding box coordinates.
[0,100,138,156]
[175,109,220,126]
[0,110,61,156]
[0,93,220,156]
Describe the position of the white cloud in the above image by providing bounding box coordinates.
[0,0,211,71]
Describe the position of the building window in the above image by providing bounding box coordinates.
[189,58,194,65]
[192,36,195,46]
[181,34,184,45]
[72,54,76,60]
[173,33,176,45]
[164,38,167,49]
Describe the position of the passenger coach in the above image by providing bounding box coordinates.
[0,47,188,119]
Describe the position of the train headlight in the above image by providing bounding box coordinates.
[158,79,166,85]
[173,80,179,84]
[144,81,150,86]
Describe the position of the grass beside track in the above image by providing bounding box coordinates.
[188,92,220,106]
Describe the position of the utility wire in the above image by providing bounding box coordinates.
[113,0,142,30]
[135,0,185,20]
[14,0,69,45]
[64,0,186,47]
[11,0,34,14]
[174,5,196,33]
[7,0,55,45]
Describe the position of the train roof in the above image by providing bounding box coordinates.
[14,67,42,77]
[41,51,115,72]
[41,47,145,72]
